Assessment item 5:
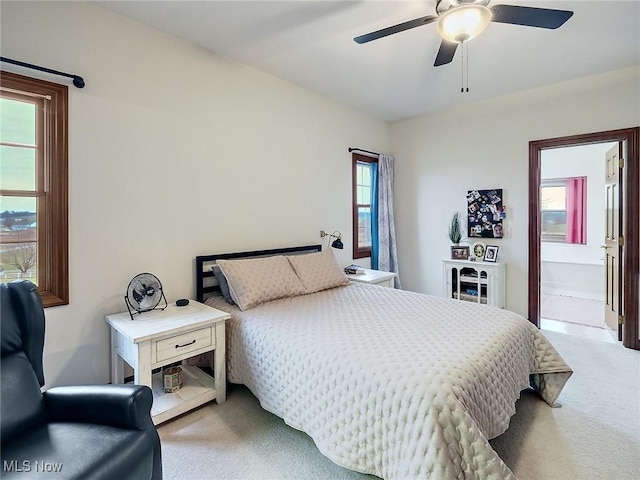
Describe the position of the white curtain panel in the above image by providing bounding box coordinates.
[377,154,401,288]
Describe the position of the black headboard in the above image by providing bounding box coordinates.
[195,244,322,302]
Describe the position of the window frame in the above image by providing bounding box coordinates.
[352,152,377,259]
[1,71,69,307]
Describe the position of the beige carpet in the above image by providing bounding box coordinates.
[541,294,606,328]
[158,330,640,480]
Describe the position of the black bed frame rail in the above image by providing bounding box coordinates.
[195,244,322,302]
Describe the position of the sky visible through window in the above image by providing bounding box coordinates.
[541,186,565,210]
[541,184,566,237]
[1,97,37,212]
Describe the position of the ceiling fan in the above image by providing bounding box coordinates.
[354,0,574,67]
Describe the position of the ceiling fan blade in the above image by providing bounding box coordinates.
[434,40,458,67]
[490,4,573,29]
[354,15,437,44]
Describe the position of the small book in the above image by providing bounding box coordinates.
[344,265,365,275]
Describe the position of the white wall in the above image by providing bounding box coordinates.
[390,67,640,317]
[541,262,604,301]
[1,2,389,387]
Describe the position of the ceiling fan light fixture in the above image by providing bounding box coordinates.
[436,5,492,43]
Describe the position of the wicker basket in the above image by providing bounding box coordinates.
[162,366,183,393]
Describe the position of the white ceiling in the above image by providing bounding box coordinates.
[94,0,640,122]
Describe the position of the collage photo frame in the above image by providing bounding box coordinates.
[467,189,506,238]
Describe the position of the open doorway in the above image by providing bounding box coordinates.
[539,142,618,343]
[528,127,640,350]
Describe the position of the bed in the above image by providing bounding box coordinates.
[195,245,572,480]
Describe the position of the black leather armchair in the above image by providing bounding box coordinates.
[1,280,162,479]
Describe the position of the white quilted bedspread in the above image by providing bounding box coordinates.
[206,283,572,480]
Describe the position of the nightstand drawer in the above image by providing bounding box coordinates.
[156,327,213,363]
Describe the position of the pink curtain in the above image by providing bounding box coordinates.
[565,176,587,244]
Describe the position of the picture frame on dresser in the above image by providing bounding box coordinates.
[451,245,470,260]
[484,245,499,262]
[471,241,486,261]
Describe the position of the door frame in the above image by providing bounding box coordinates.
[528,127,639,350]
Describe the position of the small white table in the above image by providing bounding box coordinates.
[105,300,229,425]
[442,259,506,308]
[347,268,397,288]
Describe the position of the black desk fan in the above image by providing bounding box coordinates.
[125,272,168,320]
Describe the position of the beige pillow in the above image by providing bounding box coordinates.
[216,255,305,311]
[287,249,349,294]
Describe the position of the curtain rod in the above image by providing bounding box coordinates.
[348,147,379,157]
[0,57,85,89]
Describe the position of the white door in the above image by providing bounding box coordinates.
[604,143,623,339]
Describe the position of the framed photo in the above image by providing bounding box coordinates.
[451,245,470,260]
[483,245,499,262]
[471,241,486,260]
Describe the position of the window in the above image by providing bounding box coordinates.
[541,177,586,244]
[1,71,69,307]
[352,153,377,259]
[541,180,566,240]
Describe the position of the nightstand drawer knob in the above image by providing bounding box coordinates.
[176,340,196,348]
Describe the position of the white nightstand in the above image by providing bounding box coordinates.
[105,300,229,425]
[347,268,397,288]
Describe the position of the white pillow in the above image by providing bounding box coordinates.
[286,249,349,294]
[216,255,306,311]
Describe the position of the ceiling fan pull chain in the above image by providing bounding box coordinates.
[460,42,470,94]
[460,42,464,93]
[466,42,469,93]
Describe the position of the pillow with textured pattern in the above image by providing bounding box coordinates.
[216,255,306,310]
[287,249,349,294]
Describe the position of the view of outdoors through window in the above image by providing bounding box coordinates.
[541,183,567,239]
[0,96,39,284]
[356,161,372,249]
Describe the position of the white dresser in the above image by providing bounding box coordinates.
[442,259,506,308]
